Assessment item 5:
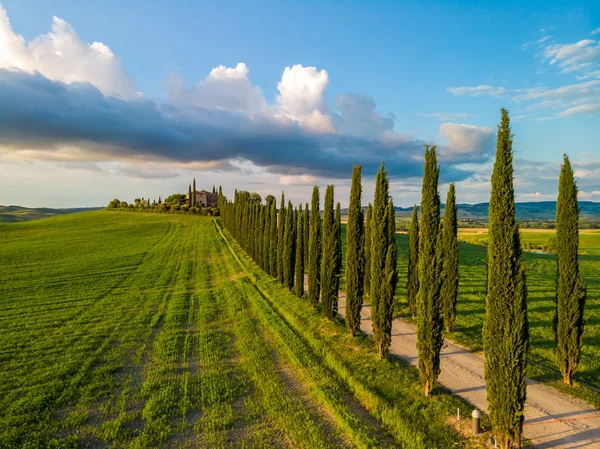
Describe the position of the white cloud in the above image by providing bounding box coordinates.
[559,103,600,116]
[439,123,494,156]
[447,85,508,97]
[333,92,395,137]
[167,62,267,113]
[542,39,600,74]
[592,28,600,36]
[276,64,334,133]
[279,174,318,185]
[0,6,135,97]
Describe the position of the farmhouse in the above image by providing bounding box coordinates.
[186,190,218,207]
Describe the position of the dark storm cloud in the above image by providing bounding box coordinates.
[0,69,475,181]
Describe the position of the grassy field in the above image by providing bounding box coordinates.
[421,228,600,403]
[0,211,484,448]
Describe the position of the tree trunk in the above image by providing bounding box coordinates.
[564,371,572,386]
[424,380,430,397]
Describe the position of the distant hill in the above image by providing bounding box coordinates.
[393,201,600,221]
[0,205,103,223]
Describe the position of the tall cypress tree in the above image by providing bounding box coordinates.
[263,202,270,271]
[321,185,337,319]
[335,202,342,307]
[295,204,305,297]
[555,154,586,386]
[188,184,192,207]
[308,186,322,307]
[304,203,309,267]
[441,184,459,332]
[417,145,444,397]
[407,205,419,317]
[283,201,296,291]
[346,165,365,335]
[277,192,286,284]
[269,200,278,277]
[370,163,397,359]
[483,108,528,449]
[364,203,373,296]
[192,178,196,207]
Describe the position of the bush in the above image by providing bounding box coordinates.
[170,204,180,212]
[181,205,189,212]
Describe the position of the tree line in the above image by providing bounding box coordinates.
[217,109,586,449]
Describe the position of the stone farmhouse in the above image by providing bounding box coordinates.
[186,190,218,207]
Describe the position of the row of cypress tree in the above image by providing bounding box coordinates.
[217,108,586,449]
[218,186,343,318]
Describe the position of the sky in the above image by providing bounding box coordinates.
[0,0,599,208]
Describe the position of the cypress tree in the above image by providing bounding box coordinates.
[263,203,270,270]
[416,145,444,397]
[346,165,365,335]
[370,163,397,358]
[555,154,586,386]
[283,201,296,290]
[269,200,278,277]
[441,184,459,332]
[277,192,286,284]
[188,184,192,207]
[295,204,305,297]
[483,108,528,449]
[321,185,337,319]
[192,178,196,207]
[407,205,419,317]
[335,202,342,303]
[364,203,373,296]
[304,203,309,267]
[308,186,322,307]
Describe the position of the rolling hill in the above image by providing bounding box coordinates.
[0,205,103,223]
[393,201,600,221]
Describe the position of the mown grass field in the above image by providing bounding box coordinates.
[403,228,600,404]
[0,211,485,448]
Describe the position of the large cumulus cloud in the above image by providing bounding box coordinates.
[0,4,489,184]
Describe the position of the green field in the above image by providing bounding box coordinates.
[433,228,600,401]
[340,225,600,405]
[1,212,485,448]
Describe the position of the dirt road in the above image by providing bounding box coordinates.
[336,291,600,448]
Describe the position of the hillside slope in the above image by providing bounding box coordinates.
[0,205,102,223]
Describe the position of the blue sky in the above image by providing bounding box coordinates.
[0,0,599,207]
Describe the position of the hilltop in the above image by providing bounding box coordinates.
[0,205,103,223]
[393,201,600,221]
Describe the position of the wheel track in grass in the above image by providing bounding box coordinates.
[214,229,365,448]
[215,220,437,449]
